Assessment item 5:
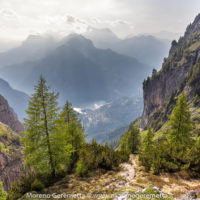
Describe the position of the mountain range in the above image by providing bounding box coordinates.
[0,28,171,143]
[84,27,170,67]
[0,34,150,107]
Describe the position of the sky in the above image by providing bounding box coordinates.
[0,0,200,43]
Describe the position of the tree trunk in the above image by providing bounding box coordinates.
[42,93,55,178]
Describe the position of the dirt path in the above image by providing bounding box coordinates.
[120,154,136,185]
[112,155,137,200]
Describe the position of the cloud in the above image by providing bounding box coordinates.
[0,9,19,22]
[0,9,22,40]
[0,0,200,41]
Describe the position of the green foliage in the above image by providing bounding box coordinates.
[151,139,179,174]
[0,143,5,152]
[22,76,72,177]
[7,174,35,200]
[139,127,154,171]
[188,136,200,171]
[188,40,200,51]
[31,179,44,191]
[61,101,80,124]
[167,93,193,146]
[75,158,88,177]
[60,101,86,166]
[76,139,127,177]
[131,117,142,129]
[165,94,193,170]
[143,127,154,152]
[119,127,140,154]
[0,181,7,200]
[139,94,196,174]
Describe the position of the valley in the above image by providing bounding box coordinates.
[1,3,200,200]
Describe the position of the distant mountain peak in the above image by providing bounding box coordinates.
[84,27,119,43]
[61,33,94,49]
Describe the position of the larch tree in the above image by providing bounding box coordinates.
[167,93,193,169]
[167,93,193,146]
[119,127,140,154]
[60,101,85,163]
[23,76,72,177]
[139,127,154,171]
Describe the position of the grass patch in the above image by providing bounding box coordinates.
[188,41,200,51]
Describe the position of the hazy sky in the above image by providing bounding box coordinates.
[0,0,200,41]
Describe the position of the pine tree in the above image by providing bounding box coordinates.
[143,127,154,153]
[60,101,85,163]
[75,158,88,177]
[0,181,7,200]
[167,93,193,146]
[167,93,193,170]
[23,76,72,177]
[119,127,140,154]
[128,127,140,153]
[90,139,101,168]
[119,132,130,153]
[139,127,154,171]
[61,101,79,124]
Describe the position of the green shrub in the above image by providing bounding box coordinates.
[7,174,35,200]
[75,139,125,177]
[0,143,5,152]
[31,179,44,191]
[76,159,88,177]
[0,181,7,200]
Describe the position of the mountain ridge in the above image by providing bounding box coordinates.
[0,94,24,133]
[0,35,57,67]
[0,78,29,121]
[84,28,170,67]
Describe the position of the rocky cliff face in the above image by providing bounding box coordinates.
[0,123,24,191]
[0,94,24,133]
[0,95,24,190]
[141,13,200,130]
